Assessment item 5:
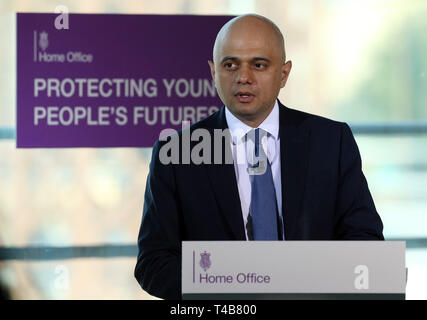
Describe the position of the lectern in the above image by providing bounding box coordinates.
[182,241,406,300]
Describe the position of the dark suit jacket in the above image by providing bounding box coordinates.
[134,101,384,300]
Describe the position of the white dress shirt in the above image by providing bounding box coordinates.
[225,100,283,240]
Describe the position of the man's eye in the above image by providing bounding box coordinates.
[224,62,236,69]
[255,63,266,69]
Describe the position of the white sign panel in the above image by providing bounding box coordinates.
[182,241,406,296]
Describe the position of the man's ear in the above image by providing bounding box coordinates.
[280,60,292,88]
[208,60,215,80]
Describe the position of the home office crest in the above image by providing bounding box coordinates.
[38,31,49,51]
[199,251,211,272]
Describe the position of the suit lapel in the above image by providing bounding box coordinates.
[204,107,246,240]
[279,103,310,239]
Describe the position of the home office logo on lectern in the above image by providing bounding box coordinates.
[199,251,211,272]
[33,30,94,63]
[192,249,272,285]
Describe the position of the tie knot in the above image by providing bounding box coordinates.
[246,128,268,175]
[246,128,267,156]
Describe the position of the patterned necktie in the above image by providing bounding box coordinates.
[246,128,279,240]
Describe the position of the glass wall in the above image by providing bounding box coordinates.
[1,0,426,299]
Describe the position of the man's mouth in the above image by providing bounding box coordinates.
[235,92,255,103]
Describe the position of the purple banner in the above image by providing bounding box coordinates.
[17,13,232,148]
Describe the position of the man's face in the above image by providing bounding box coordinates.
[209,19,292,126]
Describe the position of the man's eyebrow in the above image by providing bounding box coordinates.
[220,56,271,63]
[220,56,238,63]
[252,57,271,63]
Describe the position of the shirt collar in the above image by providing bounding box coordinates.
[225,100,280,144]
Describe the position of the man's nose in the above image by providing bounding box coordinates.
[236,65,253,84]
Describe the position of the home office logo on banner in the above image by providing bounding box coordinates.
[33,30,94,63]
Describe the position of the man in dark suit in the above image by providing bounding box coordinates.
[135,14,384,300]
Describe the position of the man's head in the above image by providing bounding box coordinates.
[209,14,292,127]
